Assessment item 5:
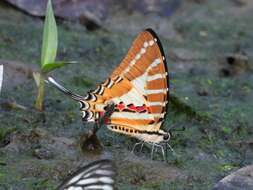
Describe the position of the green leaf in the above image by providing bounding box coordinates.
[41,0,58,67]
[41,61,77,72]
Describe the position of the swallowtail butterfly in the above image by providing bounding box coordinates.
[48,29,173,159]
[57,159,115,190]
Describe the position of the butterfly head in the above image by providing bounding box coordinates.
[162,132,171,142]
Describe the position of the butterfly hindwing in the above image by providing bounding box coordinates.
[57,159,115,190]
[79,29,169,133]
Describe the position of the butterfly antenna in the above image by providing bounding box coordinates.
[47,77,84,101]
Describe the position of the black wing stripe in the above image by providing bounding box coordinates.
[57,159,115,190]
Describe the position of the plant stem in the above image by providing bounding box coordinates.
[35,74,45,111]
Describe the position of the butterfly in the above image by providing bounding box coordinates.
[48,28,174,160]
[57,159,115,190]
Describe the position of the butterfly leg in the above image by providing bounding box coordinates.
[151,143,155,160]
[165,143,168,161]
[167,143,176,155]
[140,142,145,152]
[132,141,144,153]
[156,144,166,161]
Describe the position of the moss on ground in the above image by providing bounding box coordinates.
[0,0,253,189]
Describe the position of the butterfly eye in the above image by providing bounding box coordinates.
[163,133,170,141]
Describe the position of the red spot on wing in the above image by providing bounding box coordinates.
[128,104,136,110]
[127,104,148,113]
[116,103,148,113]
[116,102,125,111]
[136,105,147,112]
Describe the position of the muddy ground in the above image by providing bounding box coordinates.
[0,0,253,189]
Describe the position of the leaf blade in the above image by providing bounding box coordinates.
[41,0,58,67]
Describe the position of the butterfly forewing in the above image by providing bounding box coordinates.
[57,159,115,190]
